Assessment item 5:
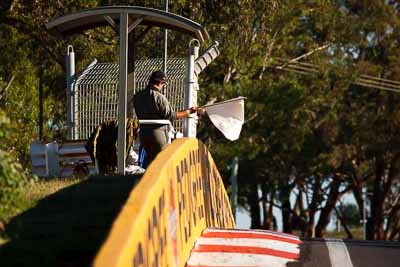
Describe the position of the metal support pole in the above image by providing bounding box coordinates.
[362,187,367,240]
[162,0,168,74]
[38,67,43,141]
[66,45,75,140]
[184,40,199,137]
[229,156,239,220]
[127,32,136,119]
[117,12,129,174]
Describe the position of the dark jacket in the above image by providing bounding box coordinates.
[133,85,176,126]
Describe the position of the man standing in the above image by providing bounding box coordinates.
[134,70,197,165]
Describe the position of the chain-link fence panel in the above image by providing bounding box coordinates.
[73,58,186,139]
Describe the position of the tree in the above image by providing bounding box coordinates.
[196,0,400,239]
[0,0,400,240]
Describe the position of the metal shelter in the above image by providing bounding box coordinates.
[46,6,215,174]
[72,58,187,140]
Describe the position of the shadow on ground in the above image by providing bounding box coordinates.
[0,175,141,267]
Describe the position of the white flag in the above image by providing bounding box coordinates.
[204,97,246,141]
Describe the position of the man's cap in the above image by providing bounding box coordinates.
[149,70,167,83]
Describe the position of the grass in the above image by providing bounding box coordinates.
[23,177,84,203]
[0,177,86,244]
[1,176,85,223]
[325,227,364,239]
[0,174,141,267]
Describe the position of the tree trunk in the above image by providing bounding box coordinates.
[306,176,321,237]
[280,183,292,233]
[352,184,364,221]
[382,153,400,240]
[249,184,261,229]
[261,187,276,230]
[292,192,306,236]
[370,154,385,240]
[315,176,342,237]
[336,207,354,239]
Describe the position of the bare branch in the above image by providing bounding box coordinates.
[0,75,14,101]
[80,32,116,46]
[389,224,400,240]
[4,75,14,92]
[224,65,237,84]
[276,43,330,70]
[259,30,279,80]
[244,113,258,124]
[289,43,330,62]
[56,0,65,10]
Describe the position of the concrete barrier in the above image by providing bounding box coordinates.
[93,138,234,267]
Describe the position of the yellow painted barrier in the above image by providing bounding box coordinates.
[94,138,235,267]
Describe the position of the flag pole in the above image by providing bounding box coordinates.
[200,96,247,109]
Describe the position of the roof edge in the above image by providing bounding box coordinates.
[46,6,209,43]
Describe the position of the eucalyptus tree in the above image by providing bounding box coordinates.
[1,0,400,240]
[195,0,400,239]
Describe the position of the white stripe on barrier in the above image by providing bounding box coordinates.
[187,252,294,267]
[325,239,354,267]
[186,228,301,267]
[196,237,300,254]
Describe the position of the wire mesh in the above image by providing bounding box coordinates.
[73,58,186,139]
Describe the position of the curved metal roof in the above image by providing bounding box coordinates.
[46,6,209,42]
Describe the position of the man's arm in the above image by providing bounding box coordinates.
[155,92,177,121]
[176,107,198,119]
[155,92,199,120]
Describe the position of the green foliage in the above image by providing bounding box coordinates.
[0,111,27,219]
[0,0,399,239]
[0,150,27,218]
[0,25,39,165]
[192,0,400,237]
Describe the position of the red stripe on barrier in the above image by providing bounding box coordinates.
[193,244,300,260]
[201,231,301,245]
[205,229,300,239]
[186,265,258,267]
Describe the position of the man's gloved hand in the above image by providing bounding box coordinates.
[189,106,205,116]
[189,106,198,114]
[197,107,205,116]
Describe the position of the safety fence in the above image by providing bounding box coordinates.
[93,138,235,267]
[73,58,186,140]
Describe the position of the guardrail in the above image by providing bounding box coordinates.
[94,138,235,267]
[30,140,96,177]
